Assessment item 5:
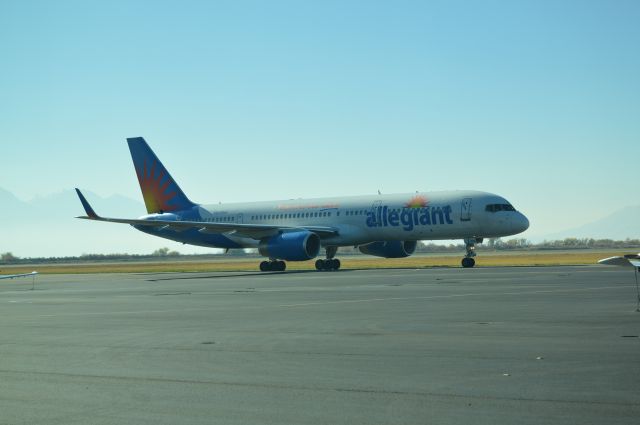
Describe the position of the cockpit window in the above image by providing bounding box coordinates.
[485,204,516,212]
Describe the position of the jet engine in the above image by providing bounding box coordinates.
[359,240,417,258]
[259,231,321,261]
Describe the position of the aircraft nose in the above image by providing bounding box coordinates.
[512,212,529,234]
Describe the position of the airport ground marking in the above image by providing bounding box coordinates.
[278,285,635,308]
[19,284,636,318]
[1,368,638,408]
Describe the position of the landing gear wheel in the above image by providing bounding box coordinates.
[315,259,341,271]
[259,260,287,272]
[260,261,269,272]
[315,247,341,271]
[462,238,478,269]
[461,257,475,268]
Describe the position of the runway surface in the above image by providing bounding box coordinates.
[1,266,639,425]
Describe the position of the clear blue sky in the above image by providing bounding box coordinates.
[1,0,639,240]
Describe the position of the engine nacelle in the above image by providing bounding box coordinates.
[359,240,417,258]
[259,231,321,261]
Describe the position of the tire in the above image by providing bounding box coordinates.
[260,261,269,272]
[332,259,341,270]
[315,259,324,271]
[461,257,475,268]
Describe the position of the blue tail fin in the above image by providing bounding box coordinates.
[75,188,99,218]
[127,137,196,213]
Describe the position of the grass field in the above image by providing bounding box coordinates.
[0,250,623,274]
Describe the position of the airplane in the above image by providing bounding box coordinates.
[598,254,640,268]
[75,137,530,271]
[0,271,38,280]
[599,254,640,311]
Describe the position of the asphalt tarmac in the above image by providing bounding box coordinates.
[1,266,639,425]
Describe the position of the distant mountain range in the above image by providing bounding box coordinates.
[535,205,640,241]
[0,187,212,258]
[1,187,638,257]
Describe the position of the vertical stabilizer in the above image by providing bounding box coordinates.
[127,137,196,213]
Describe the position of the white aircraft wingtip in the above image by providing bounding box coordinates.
[598,256,634,267]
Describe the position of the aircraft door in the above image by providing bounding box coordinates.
[236,213,243,224]
[460,198,472,221]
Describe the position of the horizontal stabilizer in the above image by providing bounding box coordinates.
[74,191,339,240]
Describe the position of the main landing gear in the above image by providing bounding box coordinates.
[316,258,341,271]
[315,246,341,271]
[259,260,286,272]
[462,238,479,268]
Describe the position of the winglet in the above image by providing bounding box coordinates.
[75,188,99,219]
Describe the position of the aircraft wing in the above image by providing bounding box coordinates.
[75,189,338,239]
[598,254,640,268]
[0,271,38,280]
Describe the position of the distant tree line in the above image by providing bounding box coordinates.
[1,238,639,264]
[0,249,186,265]
[418,237,640,252]
[485,237,640,250]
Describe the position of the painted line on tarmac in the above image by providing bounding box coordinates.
[29,285,634,318]
[278,285,635,307]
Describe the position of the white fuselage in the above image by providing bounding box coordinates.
[140,190,529,249]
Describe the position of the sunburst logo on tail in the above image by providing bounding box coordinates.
[405,195,428,208]
[136,160,179,212]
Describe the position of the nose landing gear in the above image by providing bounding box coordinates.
[461,257,475,268]
[462,238,479,268]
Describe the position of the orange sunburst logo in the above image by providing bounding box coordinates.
[405,195,428,208]
[136,159,179,212]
